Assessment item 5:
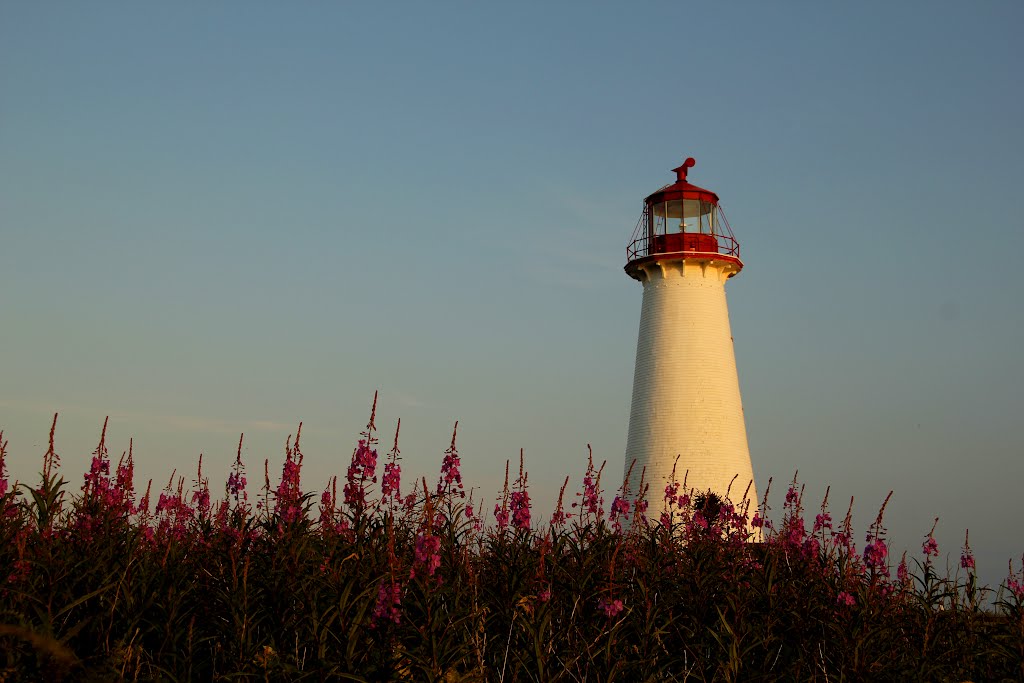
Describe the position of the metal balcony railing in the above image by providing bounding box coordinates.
[625,204,740,264]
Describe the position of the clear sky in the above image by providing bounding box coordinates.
[2,2,1022,589]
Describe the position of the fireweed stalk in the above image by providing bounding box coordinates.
[571,445,605,529]
[381,419,403,513]
[343,396,379,520]
[494,460,510,533]
[0,430,9,502]
[509,450,531,532]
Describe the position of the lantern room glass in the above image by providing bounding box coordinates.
[649,199,718,237]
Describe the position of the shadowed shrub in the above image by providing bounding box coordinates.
[0,408,1022,681]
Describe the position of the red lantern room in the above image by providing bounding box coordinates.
[625,158,741,278]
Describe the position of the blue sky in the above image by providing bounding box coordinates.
[2,2,1022,588]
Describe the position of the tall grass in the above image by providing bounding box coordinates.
[0,404,1022,681]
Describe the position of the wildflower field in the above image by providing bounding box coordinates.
[1,403,1022,681]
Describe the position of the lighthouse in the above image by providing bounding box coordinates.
[623,158,758,520]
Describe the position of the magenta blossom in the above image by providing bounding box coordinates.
[371,579,403,627]
[609,495,630,533]
[494,501,510,531]
[510,490,531,530]
[343,439,377,510]
[382,461,401,500]
[863,539,889,570]
[411,532,441,581]
[437,450,464,499]
[597,597,624,619]
[960,531,975,571]
[572,451,604,520]
[0,432,10,499]
[897,556,910,585]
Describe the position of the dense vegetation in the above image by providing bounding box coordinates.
[1,403,1022,681]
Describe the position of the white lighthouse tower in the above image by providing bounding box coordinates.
[624,158,757,519]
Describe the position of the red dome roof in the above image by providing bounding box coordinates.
[644,158,719,206]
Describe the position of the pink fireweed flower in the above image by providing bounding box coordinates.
[115,448,136,513]
[813,512,832,534]
[0,432,9,499]
[897,554,910,585]
[921,519,940,563]
[1006,556,1024,601]
[836,591,856,607]
[82,420,115,508]
[510,490,531,530]
[581,473,601,517]
[609,495,630,533]
[550,476,571,529]
[462,493,483,533]
[572,448,605,520]
[1007,561,1024,600]
[343,439,378,510]
[960,530,975,571]
[436,425,465,500]
[154,479,194,541]
[343,396,380,514]
[76,419,139,529]
[862,492,894,577]
[785,485,800,508]
[411,532,442,581]
[382,462,401,499]
[504,450,531,531]
[191,485,211,517]
[227,471,247,501]
[83,452,111,493]
[960,551,975,570]
[597,597,624,619]
[863,539,889,571]
[537,587,552,603]
[275,428,306,524]
[190,455,211,518]
[784,517,808,548]
[495,459,511,532]
[371,579,403,627]
[226,435,248,504]
[318,478,351,536]
[550,503,567,528]
[833,529,853,553]
[664,480,679,503]
[319,486,335,526]
[493,501,510,531]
